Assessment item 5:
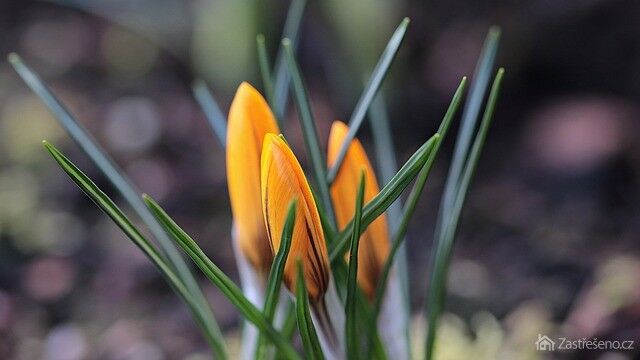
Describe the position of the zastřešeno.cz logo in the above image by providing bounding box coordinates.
[535,334,635,352]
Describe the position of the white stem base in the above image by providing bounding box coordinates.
[233,228,265,360]
[378,270,410,360]
[312,279,345,360]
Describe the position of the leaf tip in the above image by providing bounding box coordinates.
[41,140,55,153]
[277,133,290,146]
[191,78,204,90]
[7,52,20,64]
[141,193,156,207]
[287,197,298,212]
[488,26,502,40]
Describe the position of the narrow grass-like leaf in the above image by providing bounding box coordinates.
[273,0,307,119]
[368,90,410,349]
[42,141,227,358]
[257,34,276,114]
[326,17,410,184]
[393,78,466,247]
[10,54,226,358]
[309,185,337,243]
[438,27,500,223]
[255,200,297,359]
[329,133,440,263]
[367,78,467,354]
[295,260,325,360]
[283,38,336,226]
[456,70,504,219]
[143,196,302,360]
[425,68,504,360]
[192,79,227,148]
[263,200,296,320]
[424,28,500,359]
[345,171,366,360]
[369,92,402,231]
[281,304,298,339]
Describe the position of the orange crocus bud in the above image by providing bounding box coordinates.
[261,134,330,303]
[226,82,280,274]
[327,121,390,299]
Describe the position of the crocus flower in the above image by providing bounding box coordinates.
[327,120,390,299]
[327,120,408,359]
[226,82,280,360]
[260,133,330,302]
[226,81,280,275]
[261,133,344,359]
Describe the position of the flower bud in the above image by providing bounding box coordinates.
[227,82,280,273]
[261,134,330,303]
[327,121,390,299]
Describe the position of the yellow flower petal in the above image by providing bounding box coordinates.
[261,134,330,303]
[226,82,280,273]
[327,121,390,299]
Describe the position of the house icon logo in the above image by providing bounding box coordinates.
[535,334,556,351]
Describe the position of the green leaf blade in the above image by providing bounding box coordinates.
[255,200,297,359]
[41,142,228,359]
[424,62,504,360]
[326,17,410,184]
[392,77,467,249]
[192,79,228,148]
[257,34,276,117]
[424,27,501,359]
[368,91,412,355]
[366,78,467,355]
[295,260,325,360]
[273,0,307,119]
[10,53,227,359]
[345,171,366,360]
[143,196,302,360]
[439,27,500,223]
[264,200,297,319]
[368,92,403,233]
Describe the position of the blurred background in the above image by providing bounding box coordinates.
[0,0,639,359]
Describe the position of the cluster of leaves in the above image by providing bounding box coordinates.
[9,0,504,358]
